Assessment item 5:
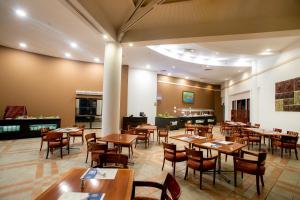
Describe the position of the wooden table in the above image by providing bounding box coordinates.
[193,139,246,183]
[135,125,157,140]
[244,127,295,149]
[98,134,137,158]
[35,168,134,200]
[170,134,206,148]
[225,121,247,127]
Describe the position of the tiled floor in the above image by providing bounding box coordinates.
[0,127,299,200]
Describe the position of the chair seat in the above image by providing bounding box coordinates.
[159,132,168,137]
[274,141,296,148]
[49,139,69,148]
[236,160,265,175]
[165,151,187,162]
[69,131,83,136]
[187,158,215,171]
[91,150,116,161]
[137,135,148,140]
[186,128,194,131]
[134,197,158,200]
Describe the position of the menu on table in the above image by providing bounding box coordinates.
[58,192,105,200]
[80,168,118,180]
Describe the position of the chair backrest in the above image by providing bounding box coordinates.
[163,142,176,158]
[185,147,203,159]
[225,136,235,142]
[287,131,299,137]
[46,132,63,142]
[257,151,267,166]
[273,128,282,133]
[121,129,135,135]
[99,153,128,168]
[158,127,169,136]
[90,142,109,152]
[281,135,298,145]
[40,128,49,136]
[161,173,181,200]
[85,133,96,143]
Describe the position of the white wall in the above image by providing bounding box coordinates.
[127,68,157,124]
[222,41,300,138]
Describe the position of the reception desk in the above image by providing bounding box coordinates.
[0,118,61,140]
[155,115,216,129]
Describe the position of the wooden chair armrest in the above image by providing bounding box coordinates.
[132,181,163,199]
[236,157,258,164]
[176,149,186,153]
[203,155,218,161]
[241,149,259,157]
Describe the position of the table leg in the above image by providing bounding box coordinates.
[218,151,221,174]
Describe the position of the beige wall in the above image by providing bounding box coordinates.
[157,75,223,122]
[0,46,128,127]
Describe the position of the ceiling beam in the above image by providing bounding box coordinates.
[117,0,166,42]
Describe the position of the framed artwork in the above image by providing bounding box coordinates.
[275,77,300,112]
[182,91,195,104]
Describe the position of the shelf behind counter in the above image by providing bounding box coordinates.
[0,118,61,140]
[155,115,216,130]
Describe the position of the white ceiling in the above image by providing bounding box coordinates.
[0,0,299,84]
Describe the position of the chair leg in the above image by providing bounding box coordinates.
[225,154,228,162]
[234,171,237,186]
[213,167,216,185]
[135,140,137,148]
[295,148,298,160]
[256,175,260,195]
[200,171,203,189]
[184,166,188,180]
[241,172,243,179]
[281,147,283,158]
[162,158,165,170]
[40,140,43,151]
[82,135,84,144]
[260,175,264,187]
[73,137,75,143]
[60,147,63,159]
[173,162,176,176]
[128,147,130,158]
[85,151,89,163]
[46,146,50,159]
[131,144,134,155]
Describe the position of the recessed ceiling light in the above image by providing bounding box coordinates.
[64,52,71,58]
[238,70,242,72]
[265,48,271,52]
[167,73,172,76]
[15,9,27,18]
[94,58,100,63]
[146,64,151,69]
[215,52,219,55]
[103,34,108,40]
[129,43,133,47]
[185,76,189,79]
[19,42,27,48]
[172,66,176,69]
[70,42,78,49]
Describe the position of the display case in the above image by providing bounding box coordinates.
[0,118,61,140]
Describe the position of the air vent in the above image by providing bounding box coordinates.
[204,68,213,71]
[161,70,167,72]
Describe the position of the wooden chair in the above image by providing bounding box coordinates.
[272,132,298,160]
[69,124,85,144]
[157,127,169,144]
[40,128,50,151]
[90,142,118,167]
[224,136,240,162]
[132,173,181,200]
[184,147,217,189]
[97,153,128,168]
[118,129,134,158]
[245,130,262,151]
[234,149,267,195]
[45,132,70,159]
[85,132,102,163]
[162,142,187,176]
[185,123,195,134]
[135,128,150,148]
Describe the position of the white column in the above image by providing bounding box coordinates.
[102,42,122,135]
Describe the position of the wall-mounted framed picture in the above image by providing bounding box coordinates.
[182,91,195,104]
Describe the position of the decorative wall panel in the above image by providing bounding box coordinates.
[275,77,300,112]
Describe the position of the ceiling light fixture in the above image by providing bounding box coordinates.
[172,66,176,69]
[15,9,27,18]
[129,43,133,47]
[185,76,189,79]
[167,73,172,76]
[70,42,78,49]
[64,52,71,58]
[94,58,100,63]
[103,34,108,40]
[146,64,151,69]
[19,42,27,48]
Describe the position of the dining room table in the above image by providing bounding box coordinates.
[97,133,138,158]
[135,124,157,140]
[35,167,134,200]
[170,134,207,148]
